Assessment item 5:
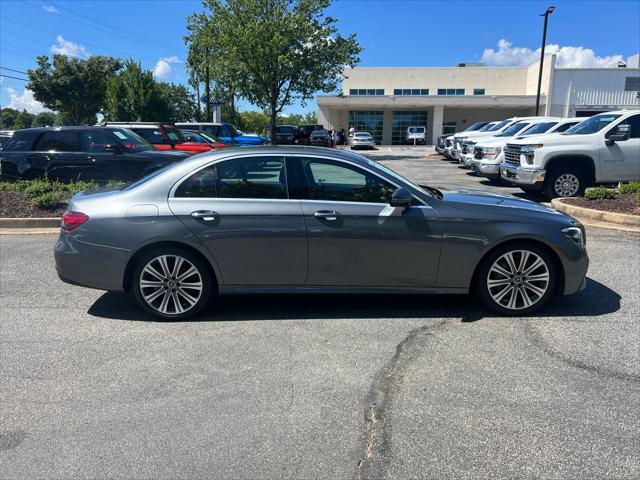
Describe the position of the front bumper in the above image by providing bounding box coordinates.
[462,154,474,167]
[55,231,130,291]
[500,162,546,187]
[477,161,500,177]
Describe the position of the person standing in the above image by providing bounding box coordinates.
[331,129,338,148]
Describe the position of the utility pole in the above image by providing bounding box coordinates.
[535,6,555,116]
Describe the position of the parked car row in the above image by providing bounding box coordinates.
[269,124,325,145]
[436,110,640,199]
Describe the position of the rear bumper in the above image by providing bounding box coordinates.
[54,232,130,291]
[500,163,546,187]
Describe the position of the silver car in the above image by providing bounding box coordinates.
[55,146,588,320]
[350,132,375,150]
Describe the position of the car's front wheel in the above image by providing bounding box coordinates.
[543,167,587,199]
[132,248,213,320]
[476,243,556,315]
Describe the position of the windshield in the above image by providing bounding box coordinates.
[496,121,530,137]
[276,126,296,134]
[109,128,153,152]
[465,122,486,132]
[408,127,424,133]
[521,121,557,135]
[355,133,371,138]
[122,163,176,191]
[564,114,621,135]
[488,120,511,132]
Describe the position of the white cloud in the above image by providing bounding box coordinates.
[152,56,182,80]
[51,35,90,58]
[42,5,60,14]
[481,39,625,68]
[5,87,48,113]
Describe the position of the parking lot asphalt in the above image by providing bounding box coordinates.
[1,147,639,479]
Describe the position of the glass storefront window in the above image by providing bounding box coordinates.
[442,121,457,135]
[391,111,428,145]
[348,111,384,144]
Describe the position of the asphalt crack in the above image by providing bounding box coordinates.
[355,319,450,480]
[523,321,640,383]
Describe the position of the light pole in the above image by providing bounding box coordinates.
[535,6,555,116]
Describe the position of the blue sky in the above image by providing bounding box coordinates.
[1,0,639,116]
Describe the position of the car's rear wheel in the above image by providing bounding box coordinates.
[476,243,556,315]
[132,248,212,320]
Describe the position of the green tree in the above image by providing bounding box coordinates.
[104,60,170,121]
[237,110,270,134]
[187,0,361,142]
[33,111,57,127]
[157,82,197,122]
[0,108,20,130]
[27,54,121,125]
[14,110,34,129]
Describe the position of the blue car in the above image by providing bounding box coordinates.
[176,122,269,146]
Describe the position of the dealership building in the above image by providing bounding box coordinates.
[316,53,640,144]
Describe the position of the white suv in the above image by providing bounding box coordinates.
[500,110,640,198]
[471,117,581,179]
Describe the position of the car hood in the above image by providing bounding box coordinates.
[454,131,498,140]
[507,132,579,146]
[442,189,564,216]
[235,135,267,145]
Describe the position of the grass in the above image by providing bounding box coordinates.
[584,187,618,200]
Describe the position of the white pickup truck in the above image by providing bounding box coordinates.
[443,121,500,159]
[500,110,640,199]
[470,117,581,179]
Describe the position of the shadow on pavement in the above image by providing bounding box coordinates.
[87,278,620,323]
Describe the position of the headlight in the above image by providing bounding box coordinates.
[520,144,544,154]
[562,226,585,245]
[482,146,502,159]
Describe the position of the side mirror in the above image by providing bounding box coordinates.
[104,144,122,154]
[389,187,413,208]
[607,124,630,144]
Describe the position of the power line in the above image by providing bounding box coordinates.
[0,40,48,56]
[0,73,28,82]
[0,66,28,75]
[0,16,142,59]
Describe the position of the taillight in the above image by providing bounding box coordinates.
[61,211,89,231]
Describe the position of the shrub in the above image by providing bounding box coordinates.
[105,180,127,189]
[30,191,64,209]
[619,181,640,195]
[584,187,618,200]
[0,180,30,191]
[67,180,98,195]
[24,179,66,198]
[637,190,640,204]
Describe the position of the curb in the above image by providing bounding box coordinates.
[552,198,640,232]
[0,217,61,228]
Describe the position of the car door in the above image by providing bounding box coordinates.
[601,115,640,181]
[290,155,441,287]
[167,155,308,286]
[32,130,91,181]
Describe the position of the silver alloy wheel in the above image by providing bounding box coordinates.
[487,250,550,311]
[554,173,580,197]
[139,255,203,315]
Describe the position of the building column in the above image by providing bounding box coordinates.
[382,110,393,145]
[431,105,444,144]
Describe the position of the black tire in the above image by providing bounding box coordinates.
[543,166,587,199]
[132,247,213,320]
[476,242,557,316]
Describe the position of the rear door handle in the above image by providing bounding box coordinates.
[313,210,341,221]
[191,210,219,221]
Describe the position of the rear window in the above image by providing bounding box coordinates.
[163,126,185,142]
[354,133,371,138]
[408,127,425,133]
[1,130,40,151]
[34,130,80,151]
[276,126,296,134]
[134,128,165,144]
[311,131,327,137]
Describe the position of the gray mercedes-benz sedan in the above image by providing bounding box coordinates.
[54,146,588,320]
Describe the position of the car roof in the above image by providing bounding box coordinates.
[11,126,130,133]
[175,122,225,126]
[102,122,168,128]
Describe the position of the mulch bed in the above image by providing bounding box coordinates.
[564,193,640,216]
[0,190,69,218]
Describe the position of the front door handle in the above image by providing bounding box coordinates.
[313,210,341,221]
[191,210,219,221]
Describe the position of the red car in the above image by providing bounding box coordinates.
[102,122,225,154]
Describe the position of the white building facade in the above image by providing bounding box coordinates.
[316,54,640,144]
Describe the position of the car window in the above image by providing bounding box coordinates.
[553,122,578,133]
[164,126,185,142]
[1,131,39,151]
[34,130,79,152]
[617,115,640,139]
[203,125,223,137]
[175,165,216,198]
[80,130,118,153]
[222,125,235,137]
[566,114,621,135]
[521,122,557,135]
[134,128,165,144]
[497,121,530,137]
[217,157,287,199]
[300,158,395,204]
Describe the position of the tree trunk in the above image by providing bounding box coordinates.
[195,83,201,120]
[269,98,277,144]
